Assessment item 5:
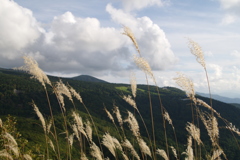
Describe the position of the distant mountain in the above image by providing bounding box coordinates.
[197,92,240,104]
[71,75,108,83]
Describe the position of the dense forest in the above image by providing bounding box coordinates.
[1,67,240,159]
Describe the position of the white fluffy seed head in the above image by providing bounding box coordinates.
[188,38,206,69]
[133,55,153,78]
[123,95,137,110]
[130,72,137,98]
[156,149,169,160]
[124,111,140,137]
[186,122,202,145]
[122,26,140,54]
[16,55,51,88]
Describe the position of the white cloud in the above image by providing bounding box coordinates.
[120,0,165,11]
[0,0,41,60]
[221,14,236,25]
[106,4,177,70]
[219,0,240,10]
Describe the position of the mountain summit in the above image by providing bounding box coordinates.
[71,75,108,83]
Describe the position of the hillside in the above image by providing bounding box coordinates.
[1,68,240,159]
[71,75,108,83]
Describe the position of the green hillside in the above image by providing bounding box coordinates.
[1,68,240,159]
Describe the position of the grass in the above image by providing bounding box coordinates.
[0,27,240,160]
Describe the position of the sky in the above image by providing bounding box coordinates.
[0,0,240,98]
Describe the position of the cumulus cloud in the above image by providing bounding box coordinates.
[106,4,177,70]
[221,14,236,25]
[119,0,165,11]
[0,0,41,61]
[219,0,240,10]
[218,0,240,23]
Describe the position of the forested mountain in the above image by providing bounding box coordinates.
[1,68,240,159]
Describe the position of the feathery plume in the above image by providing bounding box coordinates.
[122,152,129,160]
[226,122,240,136]
[85,120,93,142]
[0,118,2,128]
[102,133,122,158]
[156,149,169,160]
[211,149,223,160]
[32,102,46,133]
[72,111,87,138]
[182,136,194,160]
[186,122,202,145]
[90,142,103,160]
[104,107,115,124]
[170,146,178,159]
[122,26,140,54]
[124,111,140,137]
[122,139,140,160]
[3,132,19,157]
[134,55,153,78]
[163,110,173,128]
[72,124,80,141]
[81,153,89,160]
[68,134,74,149]
[48,137,56,153]
[188,38,206,69]
[123,95,137,110]
[113,105,123,127]
[47,118,53,134]
[137,137,152,158]
[199,111,219,146]
[0,150,13,160]
[54,79,73,105]
[174,72,195,102]
[15,55,51,88]
[130,72,137,98]
[23,154,32,160]
[68,84,83,103]
[196,99,220,117]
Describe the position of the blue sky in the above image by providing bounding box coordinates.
[1,0,240,98]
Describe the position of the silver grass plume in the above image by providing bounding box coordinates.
[122,139,140,160]
[196,99,220,117]
[186,122,202,145]
[0,118,2,128]
[170,146,178,159]
[72,111,87,139]
[134,55,154,79]
[32,102,46,133]
[90,142,103,160]
[130,72,137,98]
[226,122,240,136]
[199,111,219,146]
[0,150,13,160]
[163,110,174,129]
[3,132,19,157]
[68,84,83,103]
[182,136,194,160]
[23,154,32,160]
[211,149,223,160]
[137,137,152,158]
[104,107,115,124]
[85,120,93,142]
[156,149,169,160]
[122,152,129,160]
[122,26,140,54]
[188,39,206,69]
[102,133,122,158]
[81,153,89,160]
[72,124,80,141]
[48,137,56,153]
[68,134,74,149]
[124,111,140,137]
[47,118,53,134]
[174,72,196,102]
[113,105,123,127]
[54,80,73,109]
[16,55,51,88]
[123,95,137,110]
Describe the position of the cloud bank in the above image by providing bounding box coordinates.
[0,0,177,78]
